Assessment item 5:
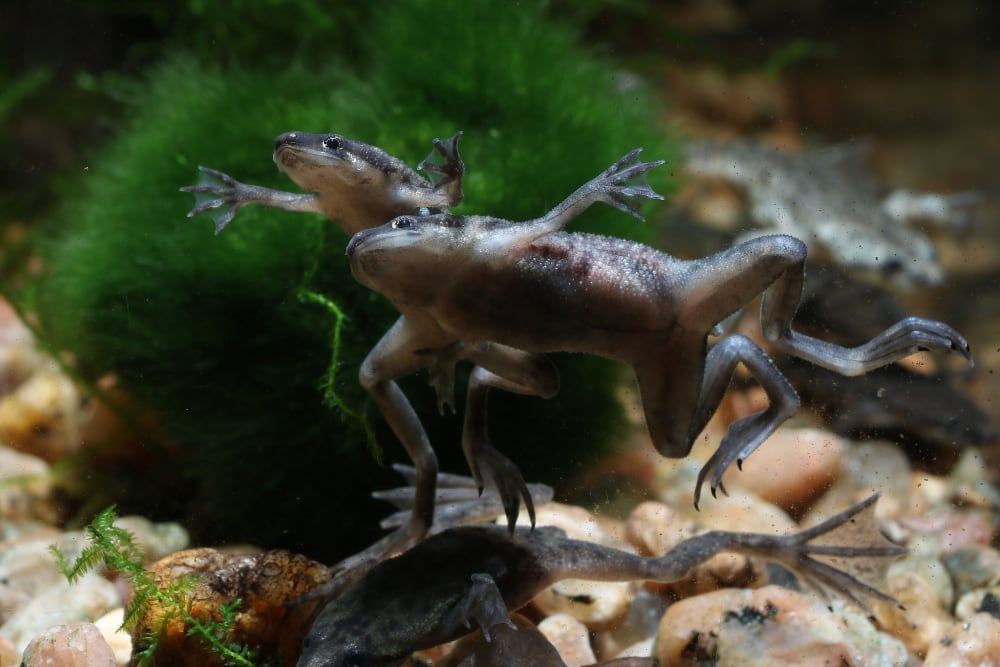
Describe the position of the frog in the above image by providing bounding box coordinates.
[345,151,972,510]
[181,131,466,236]
[297,493,904,667]
[182,132,560,566]
[682,139,979,289]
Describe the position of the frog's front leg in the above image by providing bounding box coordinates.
[417,131,465,209]
[449,573,517,642]
[181,166,321,233]
[461,345,560,531]
[482,150,665,252]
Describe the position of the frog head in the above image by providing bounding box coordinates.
[274,132,408,194]
[347,213,473,305]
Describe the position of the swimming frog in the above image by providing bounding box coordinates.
[298,494,904,667]
[182,131,465,236]
[182,133,559,565]
[683,140,979,289]
[346,151,972,508]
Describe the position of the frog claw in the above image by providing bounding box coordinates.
[180,166,245,233]
[595,151,666,221]
[375,464,553,534]
[475,444,536,532]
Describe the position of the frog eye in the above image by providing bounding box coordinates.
[322,135,345,151]
[392,217,417,230]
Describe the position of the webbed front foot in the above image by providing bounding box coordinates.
[586,148,666,220]
[419,131,465,205]
[451,573,517,642]
[180,166,251,233]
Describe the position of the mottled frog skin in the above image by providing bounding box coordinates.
[298,495,903,667]
[347,151,971,508]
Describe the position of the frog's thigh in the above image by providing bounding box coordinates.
[632,338,706,458]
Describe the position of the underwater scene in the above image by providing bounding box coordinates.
[1,1,999,665]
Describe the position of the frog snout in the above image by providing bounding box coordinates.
[346,231,366,258]
[274,132,300,151]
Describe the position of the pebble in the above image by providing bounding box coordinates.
[114,515,190,562]
[92,608,130,666]
[923,613,1000,667]
[133,547,331,666]
[0,637,16,666]
[0,370,85,463]
[947,450,1000,509]
[720,427,846,513]
[624,501,697,557]
[0,444,52,522]
[685,489,798,535]
[0,571,121,656]
[941,546,1000,599]
[521,502,628,549]
[872,556,955,656]
[0,319,43,394]
[955,586,1000,622]
[655,585,908,666]
[21,622,117,667]
[591,588,665,658]
[902,511,997,553]
[803,440,912,525]
[537,613,596,667]
[533,578,637,629]
[0,515,187,605]
[612,637,654,660]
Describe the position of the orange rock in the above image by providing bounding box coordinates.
[923,613,1000,667]
[132,548,331,666]
[656,585,907,666]
[722,427,846,513]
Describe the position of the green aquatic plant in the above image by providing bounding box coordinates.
[51,506,258,667]
[36,0,676,559]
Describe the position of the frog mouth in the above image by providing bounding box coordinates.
[273,143,347,169]
[346,228,419,260]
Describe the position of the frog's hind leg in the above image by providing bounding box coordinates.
[357,316,444,560]
[634,333,800,508]
[462,345,560,531]
[752,261,971,377]
[537,494,903,613]
[691,335,800,507]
